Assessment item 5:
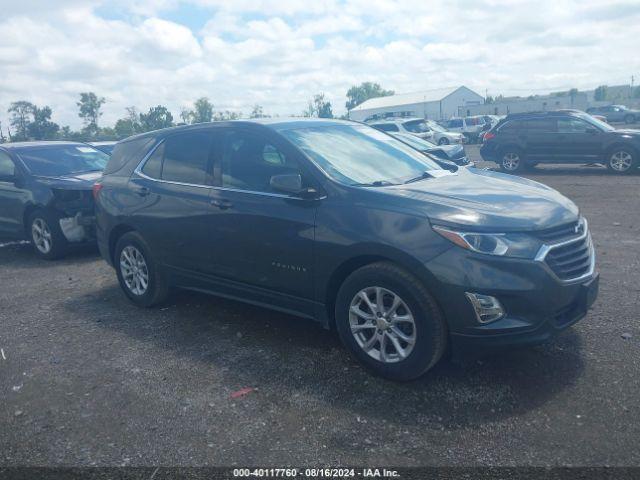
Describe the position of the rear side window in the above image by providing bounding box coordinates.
[498,120,522,133]
[402,120,428,133]
[141,131,215,185]
[373,124,399,132]
[0,151,15,177]
[557,118,590,133]
[447,119,463,128]
[104,137,155,176]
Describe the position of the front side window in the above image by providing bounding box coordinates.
[221,131,302,193]
[524,118,556,132]
[448,119,463,128]
[281,124,440,186]
[402,120,429,133]
[373,124,399,132]
[0,151,15,177]
[142,131,214,185]
[557,118,591,133]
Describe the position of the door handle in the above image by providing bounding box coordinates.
[210,198,233,210]
[133,186,150,197]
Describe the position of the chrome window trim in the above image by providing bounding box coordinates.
[534,218,596,285]
[133,138,323,200]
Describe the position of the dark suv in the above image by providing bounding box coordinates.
[0,141,108,258]
[95,119,598,380]
[480,111,640,174]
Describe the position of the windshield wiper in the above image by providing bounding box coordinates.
[403,171,432,184]
[352,180,397,187]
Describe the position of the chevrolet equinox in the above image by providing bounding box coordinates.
[95,119,599,380]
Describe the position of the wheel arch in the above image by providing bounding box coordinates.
[108,224,137,264]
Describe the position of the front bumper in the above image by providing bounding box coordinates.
[424,246,599,359]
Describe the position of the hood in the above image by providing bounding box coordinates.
[376,168,579,231]
[34,171,102,190]
[612,129,640,137]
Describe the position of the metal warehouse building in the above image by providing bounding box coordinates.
[347,86,484,122]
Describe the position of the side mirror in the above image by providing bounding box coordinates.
[434,159,458,172]
[270,173,303,195]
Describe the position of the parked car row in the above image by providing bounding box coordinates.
[586,105,639,124]
[368,117,465,145]
[0,118,601,381]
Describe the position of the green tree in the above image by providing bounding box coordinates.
[27,105,59,140]
[345,82,394,110]
[594,85,608,102]
[250,104,267,118]
[114,107,141,138]
[7,101,35,141]
[77,92,105,135]
[139,105,174,132]
[213,110,241,121]
[191,97,214,123]
[313,93,333,118]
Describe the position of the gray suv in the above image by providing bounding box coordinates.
[95,119,599,380]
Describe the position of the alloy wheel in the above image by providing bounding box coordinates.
[349,286,416,363]
[31,218,52,254]
[502,152,520,171]
[120,245,149,296]
[609,151,633,172]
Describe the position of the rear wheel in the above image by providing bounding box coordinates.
[29,210,68,260]
[115,231,169,307]
[335,262,447,381]
[606,147,636,174]
[499,148,526,173]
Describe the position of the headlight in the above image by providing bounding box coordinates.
[432,225,542,258]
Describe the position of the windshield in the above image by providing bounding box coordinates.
[281,124,441,186]
[581,114,615,131]
[426,121,447,133]
[17,145,109,176]
[393,133,437,150]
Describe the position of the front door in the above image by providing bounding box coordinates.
[207,128,318,315]
[556,117,602,162]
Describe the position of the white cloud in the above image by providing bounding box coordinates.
[0,0,638,131]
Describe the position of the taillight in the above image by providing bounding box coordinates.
[92,182,103,200]
[483,132,496,141]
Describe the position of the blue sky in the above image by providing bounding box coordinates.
[0,0,638,129]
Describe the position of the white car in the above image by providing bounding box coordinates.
[441,116,488,143]
[368,118,465,145]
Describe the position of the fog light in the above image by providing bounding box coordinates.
[465,293,505,324]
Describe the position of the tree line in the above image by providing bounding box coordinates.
[0,82,394,143]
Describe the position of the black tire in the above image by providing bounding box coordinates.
[334,262,447,381]
[114,231,169,307]
[499,147,526,173]
[606,146,637,175]
[28,210,68,260]
[438,137,449,145]
[624,114,635,125]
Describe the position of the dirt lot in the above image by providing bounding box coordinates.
[1,153,639,467]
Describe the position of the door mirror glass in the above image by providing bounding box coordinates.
[270,173,302,194]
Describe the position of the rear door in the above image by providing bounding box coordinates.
[522,118,559,161]
[131,129,220,274]
[0,151,26,237]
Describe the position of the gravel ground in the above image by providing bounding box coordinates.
[1,151,639,467]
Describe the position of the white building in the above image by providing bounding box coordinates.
[347,86,484,122]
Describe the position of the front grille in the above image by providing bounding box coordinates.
[544,234,593,281]
[533,220,583,242]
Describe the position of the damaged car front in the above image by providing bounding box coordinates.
[0,142,108,259]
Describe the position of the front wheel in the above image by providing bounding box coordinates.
[499,148,526,173]
[115,231,169,307]
[438,137,450,145]
[606,148,636,174]
[335,262,447,381]
[29,210,68,260]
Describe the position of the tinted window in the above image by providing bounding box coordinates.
[0,151,15,177]
[16,145,108,176]
[104,137,155,176]
[498,120,522,132]
[141,132,214,184]
[373,124,399,132]
[281,125,441,186]
[402,120,429,133]
[447,119,463,128]
[221,131,301,193]
[524,118,556,131]
[557,118,590,133]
